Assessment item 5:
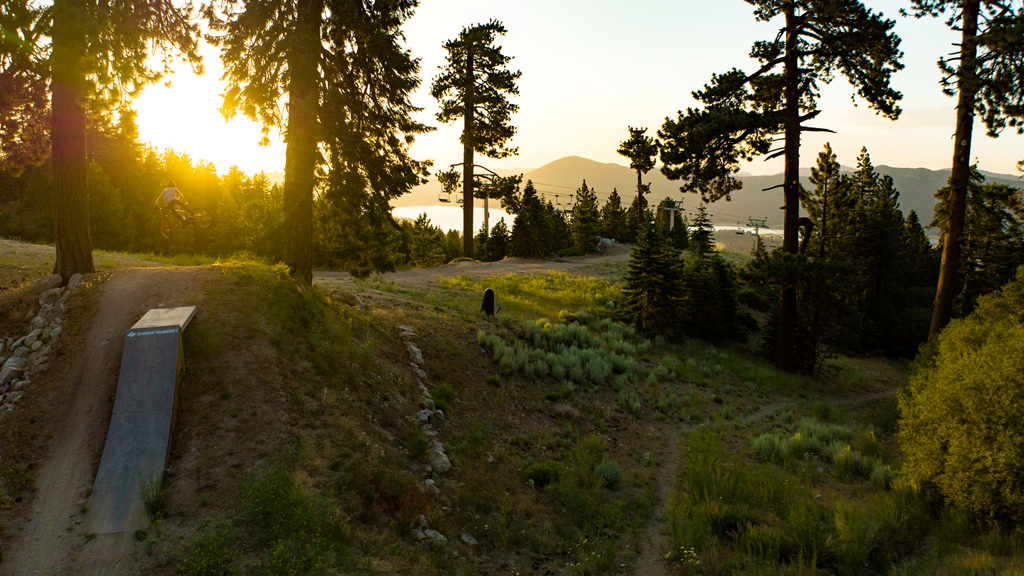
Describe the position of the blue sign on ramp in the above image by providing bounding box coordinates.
[86,306,195,535]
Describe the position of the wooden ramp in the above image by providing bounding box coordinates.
[85,307,196,535]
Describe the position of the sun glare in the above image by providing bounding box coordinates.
[133,43,287,176]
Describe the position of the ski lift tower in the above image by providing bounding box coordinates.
[444,163,503,235]
[748,216,768,250]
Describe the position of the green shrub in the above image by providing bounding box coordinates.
[180,522,235,576]
[870,464,894,490]
[524,460,565,488]
[594,460,623,490]
[432,382,454,412]
[788,499,829,560]
[899,269,1024,525]
[831,444,875,481]
[796,418,853,444]
[783,432,825,461]
[407,429,429,461]
[751,433,784,464]
[740,523,797,562]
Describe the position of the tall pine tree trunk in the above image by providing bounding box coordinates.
[776,8,800,372]
[51,0,94,282]
[930,0,979,339]
[462,50,475,258]
[636,170,643,236]
[283,0,322,286]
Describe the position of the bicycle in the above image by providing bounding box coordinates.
[158,203,211,240]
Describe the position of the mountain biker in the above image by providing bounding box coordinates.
[155,181,193,223]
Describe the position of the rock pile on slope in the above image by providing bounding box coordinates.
[0,273,80,412]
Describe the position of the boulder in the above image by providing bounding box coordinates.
[67,273,83,290]
[50,326,62,340]
[39,302,65,322]
[14,347,30,359]
[423,529,448,546]
[31,274,62,293]
[421,398,435,411]
[30,340,43,352]
[30,316,48,331]
[0,358,28,387]
[416,409,432,423]
[460,534,478,546]
[429,449,452,474]
[39,287,62,307]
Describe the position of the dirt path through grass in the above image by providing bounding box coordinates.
[2,267,213,576]
[631,385,900,576]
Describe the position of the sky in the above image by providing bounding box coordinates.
[133,0,1024,179]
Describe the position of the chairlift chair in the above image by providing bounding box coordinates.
[736,222,744,234]
[438,191,450,203]
[455,192,464,204]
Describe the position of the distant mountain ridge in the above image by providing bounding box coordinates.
[392,156,1022,230]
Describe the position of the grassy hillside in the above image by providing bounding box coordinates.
[3,246,1022,574]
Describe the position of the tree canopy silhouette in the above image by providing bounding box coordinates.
[903,0,1024,339]
[658,0,904,371]
[50,0,201,282]
[430,20,520,258]
[207,0,433,283]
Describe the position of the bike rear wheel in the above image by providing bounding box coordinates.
[191,208,212,228]
[159,216,172,240]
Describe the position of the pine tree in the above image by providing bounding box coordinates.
[933,166,1024,316]
[688,205,716,261]
[486,218,510,261]
[906,0,1024,339]
[545,201,571,254]
[410,213,446,268]
[431,20,520,258]
[570,179,601,252]
[802,143,852,258]
[51,0,201,281]
[0,0,50,176]
[902,210,938,288]
[474,222,490,261]
[621,218,681,338]
[658,0,903,371]
[600,188,628,241]
[617,127,659,238]
[209,0,431,283]
[509,181,547,258]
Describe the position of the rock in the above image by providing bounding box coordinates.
[39,288,62,307]
[31,274,62,293]
[407,347,424,366]
[13,347,30,359]
[433,409,445,422]
[67,273,83,290]
[428,439,444,452]
[42,327,52,341]
[429,450,452,474]
[6,391,22,404]
[423,529,448,546]
[411,528,426,541]
[27,352,38,364]
[50,326,62,341]
[0,356,5,366]
[1,403,14,412]
[30,340,43,352]
[417,514,429,528]
[421,398,435,411]
[413,366,427,380]
[331,290,363,309]
[460,534,478,546]
[416,409,432,423]
[34,362,49,372]
[39,302,65,322]
[12,337,25,349]
[14,380,30,391]
[421,479,441,499]
[30,316,48,331]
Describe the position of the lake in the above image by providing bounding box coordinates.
[391,205,784,236]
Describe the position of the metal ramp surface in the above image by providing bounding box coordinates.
[86,306,196,534]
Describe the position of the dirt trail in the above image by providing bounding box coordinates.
[2,267,210,576]
[631,385,901,576]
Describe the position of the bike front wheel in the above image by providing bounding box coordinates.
[159,216,172,240]
[191,208,212,228]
